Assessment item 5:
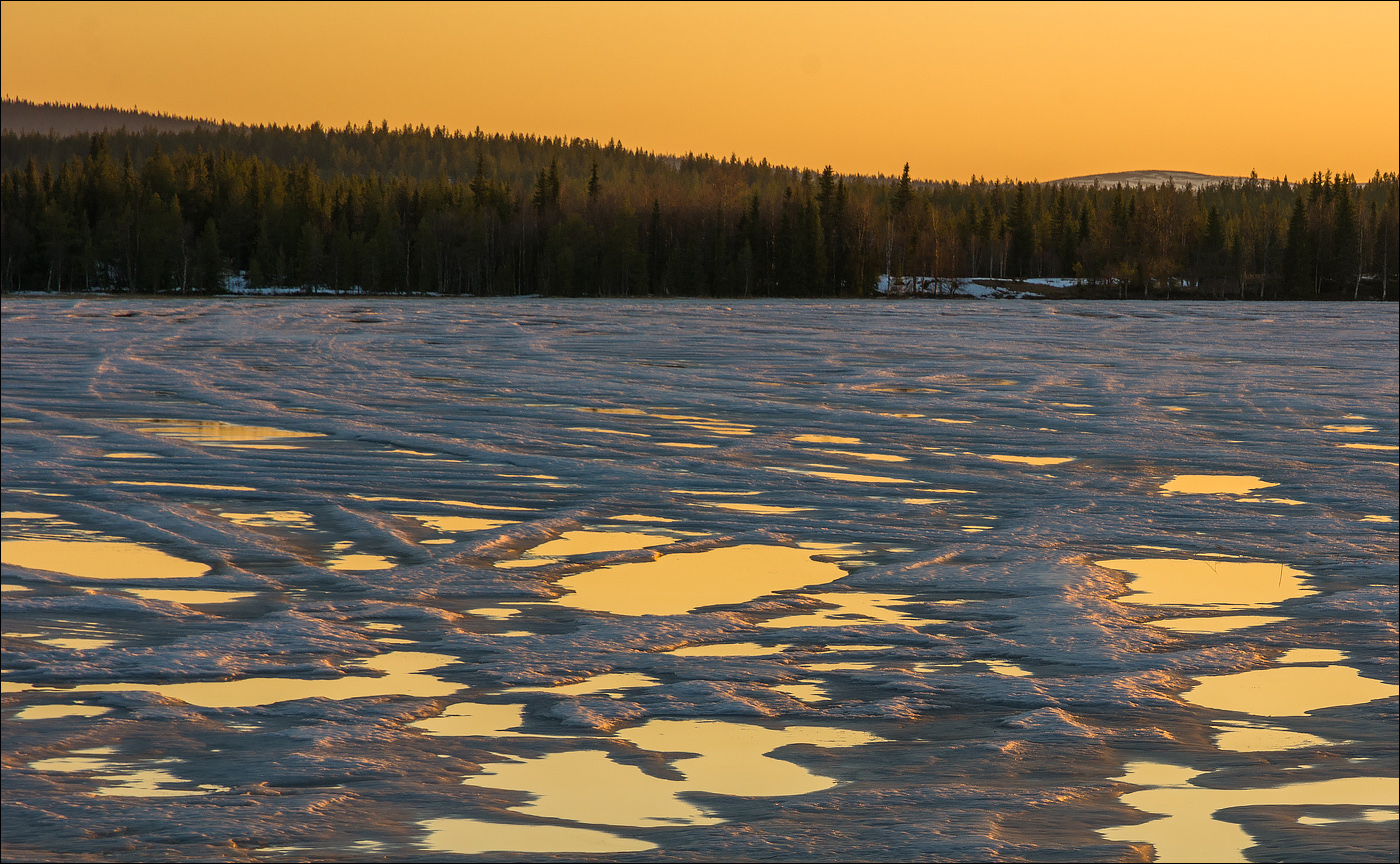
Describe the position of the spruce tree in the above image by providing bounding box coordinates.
[892,163,913,213]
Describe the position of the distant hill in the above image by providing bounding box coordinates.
[1052,169,1253,188]
[1,98,222,135]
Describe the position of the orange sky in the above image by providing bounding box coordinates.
[2,1,1396,181]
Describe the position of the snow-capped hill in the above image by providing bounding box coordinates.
[1052,170,1250,188]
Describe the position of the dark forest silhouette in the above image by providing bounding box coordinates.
[2,111,1396,298]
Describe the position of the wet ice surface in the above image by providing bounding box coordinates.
[2,298,1396,863]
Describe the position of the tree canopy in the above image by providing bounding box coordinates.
[3,122,1396,298]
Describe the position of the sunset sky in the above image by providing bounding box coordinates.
[2,0,1396,181]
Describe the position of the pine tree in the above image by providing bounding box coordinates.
[1282,196,1310,297]
[470,154,490,207]
[892,163,913,213]
[1007,185,1034,278]
[196,218,222,292]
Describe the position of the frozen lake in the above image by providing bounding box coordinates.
[3,298,1397,862]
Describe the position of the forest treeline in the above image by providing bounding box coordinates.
[2,121,1396,298]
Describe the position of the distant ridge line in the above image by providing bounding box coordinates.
[1,98,223,136]
[0,100,1348,189]
[1051,169,1256,188]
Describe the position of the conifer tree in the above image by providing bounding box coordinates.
[892,163,913,213]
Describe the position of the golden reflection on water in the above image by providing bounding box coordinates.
[917,660,1034,677]
[568,426,649,437]
[773,681,829,702]
[12,704,112,721]
[218,510,312,528]
[670,489,761,496]
[792,434,861,443]
[47,651,460,707]
[701,501,814,514]
[774,466,913,484]
[496,529,680,570]
[1150,615,1287,634]
[1097,558,1315,609]
[1184,666,1399,716]
[467,607,521,620]
[527,530,674,558]
[1159,475,1277,495]
[28,747,227,797]
[326,553,395,571]
[111,480,257,491]
[34,636,117,650]
[418,818,655,855]
[1212,721,1335,753]
[118,418,323,448]
[983,660,1034,677]
[1102,761,1400,863]
[124,588,257,605]
[1298,810,1398,826]
[1338,443,1399,451]
[412,703,528,737]
[0,539,209,581]
[350,494,534,511]
[1278,649,1346,664]
[760,592,928,629]
[801,660,877,671]
[403,515,516,532]
[621,719,882,796]
[985,455,1074,466]
[506,672,660,697]
[818,450,910,462]
[557,544,845,616]
[476,750,723,826]
[462,719,883,829]
[667,642,793,657]
[609,514,677,523]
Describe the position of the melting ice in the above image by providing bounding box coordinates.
[2,298,1395,863]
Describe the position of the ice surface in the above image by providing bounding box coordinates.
[3,298,1396,862]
